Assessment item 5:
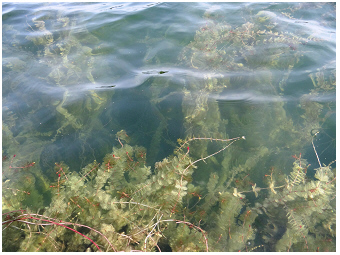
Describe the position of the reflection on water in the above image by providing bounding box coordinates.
[2,2,335,252]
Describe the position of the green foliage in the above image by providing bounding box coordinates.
[179,14,309,75]
[3,130,335,252]
[23,12,114,142]
[166,223,207,252]
[3,133,245,252]
[2,4,335,252]
[254,157,336,251]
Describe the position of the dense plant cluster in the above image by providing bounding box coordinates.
[2,133,336,251]
[3,3,335,252]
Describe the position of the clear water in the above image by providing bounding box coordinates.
[2,2,336,252]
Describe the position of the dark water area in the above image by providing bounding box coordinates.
[2,2,336,252]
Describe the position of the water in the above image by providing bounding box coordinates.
[2,2,336,252]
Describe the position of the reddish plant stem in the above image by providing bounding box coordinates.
[55,163,69,181]
[4,187,30,195]
[18,216,102,251]
[161,219,209,252]
[171,137,244,214]
[76,163,99,184]
[2,209,26,216]
[24,213,116,251]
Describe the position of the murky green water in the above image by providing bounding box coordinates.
[2,2,336,252]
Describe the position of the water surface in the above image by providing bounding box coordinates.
[2,2,336,252]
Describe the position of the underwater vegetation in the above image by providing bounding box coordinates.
[2,3,335,252]
[2,133,336,252]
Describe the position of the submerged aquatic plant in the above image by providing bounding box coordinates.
[3,133,245,251]
[2,131,335,251]
[24,12,114,142]
[2,4,335,252]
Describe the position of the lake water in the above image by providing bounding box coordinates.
[2,2,336,252]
